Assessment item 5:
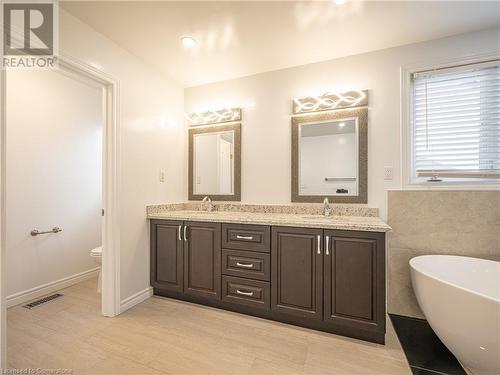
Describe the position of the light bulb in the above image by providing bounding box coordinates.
[181,36,196,48]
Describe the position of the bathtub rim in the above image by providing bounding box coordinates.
[410,255,500,304]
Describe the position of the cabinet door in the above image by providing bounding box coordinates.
[150,220,183,293]
[324,230,385,333]
[184,221,222,300]
[271,227,323,320]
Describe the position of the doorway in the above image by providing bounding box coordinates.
[0,57,121,366]
[6,67,103,308]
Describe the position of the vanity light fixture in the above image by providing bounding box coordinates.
[293,89,368,114]
[181,36,196,48]
[185,107,242,126]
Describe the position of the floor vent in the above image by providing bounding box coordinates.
[23,293,63,309]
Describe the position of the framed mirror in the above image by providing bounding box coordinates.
[291,108,367,203]
[189,123,241,201]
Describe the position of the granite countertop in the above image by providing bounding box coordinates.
[147,209,391,233]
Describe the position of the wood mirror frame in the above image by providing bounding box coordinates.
[188,123,241,201]
[291,108,368,203]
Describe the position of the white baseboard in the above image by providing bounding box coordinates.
[120,286,153,314]
[6,267,100,308]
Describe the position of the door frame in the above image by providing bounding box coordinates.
[0,54,122,366]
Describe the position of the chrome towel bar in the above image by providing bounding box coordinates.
[324,177,357,182]
[30,227,62,236]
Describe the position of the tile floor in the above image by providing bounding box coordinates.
[7,278,412,375]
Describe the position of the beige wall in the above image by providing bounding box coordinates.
[387,190,500,318]
[185,27,500,220]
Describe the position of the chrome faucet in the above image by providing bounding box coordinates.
[323,197,333,217]
[202,196,215,212]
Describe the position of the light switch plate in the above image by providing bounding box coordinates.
[159,169,165,183]
[384,166,394,180]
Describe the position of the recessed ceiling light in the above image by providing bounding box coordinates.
[181,36,196,48]
[334,0,347,5]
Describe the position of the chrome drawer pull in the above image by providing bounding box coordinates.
[236,235,253,240]
[317,235,321,255]
[183,226,188,241]
[178,225,182,241]
[236,262,254,268]
[236,289,254,296]
[325,236,330,256]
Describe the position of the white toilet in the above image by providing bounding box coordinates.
[90,246,102,293]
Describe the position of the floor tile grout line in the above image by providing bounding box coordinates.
[411,364,453,375]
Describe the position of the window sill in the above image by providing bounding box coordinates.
[400,182,500,191]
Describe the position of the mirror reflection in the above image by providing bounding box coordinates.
[193,131,234,195]
[299,119,358,196]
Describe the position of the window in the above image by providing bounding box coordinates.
[409,60,500,184]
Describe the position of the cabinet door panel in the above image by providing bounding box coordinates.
[271,227,323,320]
[150,220,183,293]
[184,221,221,300]
[324,230,385,333]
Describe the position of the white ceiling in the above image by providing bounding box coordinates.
[61,1,500,88]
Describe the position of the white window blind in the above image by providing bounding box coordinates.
[411,60,500,182]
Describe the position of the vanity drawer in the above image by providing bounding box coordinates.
[222,276,270,310]
[222,249,270,281]
[222,224,270,253]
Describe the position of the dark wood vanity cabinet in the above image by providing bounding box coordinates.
[271,227,323,320]
[150,220,184,293]
[150,220,221,301]
[220,224,272,310]
[323,230,385,337]
[151,219,386,344]
[183,222,221,300]
[270,227,385,343]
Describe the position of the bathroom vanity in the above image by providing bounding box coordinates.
[149,94,391,344]
[148,205,390,344]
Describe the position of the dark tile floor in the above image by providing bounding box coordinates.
[389,314,467,375]
[411,367,453,375]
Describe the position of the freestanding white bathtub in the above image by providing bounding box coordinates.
[410,255,500,375]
